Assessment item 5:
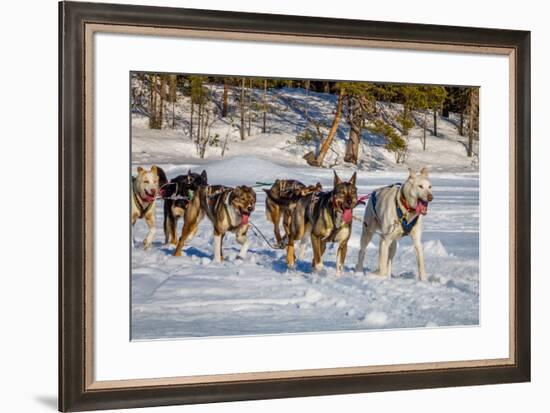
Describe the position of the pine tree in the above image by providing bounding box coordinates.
[340,82,377,164]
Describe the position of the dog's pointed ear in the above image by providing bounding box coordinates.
[408,168,416,178]
[315,182,322,191]
[333,170,342,186]
[152,165,168,186]
[188,169,192,175]
[137,166,144,175]
[349,172,357,186]
[201,170,208,181]
[420,167,429,177]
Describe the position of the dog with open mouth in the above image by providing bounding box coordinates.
[200,185,257,262]
[131,165,168,249]
[286,171,358,276]
[355,167,434,281]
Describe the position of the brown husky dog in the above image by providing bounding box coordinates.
[287,171,357,275]
[173,184,230,256]
[264,179,322,248]
[201,185,257,262]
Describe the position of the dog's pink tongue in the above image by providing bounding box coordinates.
[342,209,353,224]
[415,201,428,215]
[241,213,249,225]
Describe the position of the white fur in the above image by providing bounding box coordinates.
[131,166,161,250]
[355,168,433,281]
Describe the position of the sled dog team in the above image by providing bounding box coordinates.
[132,166,434,280]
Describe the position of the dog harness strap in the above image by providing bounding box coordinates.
[371,190,378,218]
[395,197,419,235]
[132,178,154,217]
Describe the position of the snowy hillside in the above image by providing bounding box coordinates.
[131,85,479,339]
[132,87,479,173]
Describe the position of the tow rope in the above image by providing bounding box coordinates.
[248,222,286,250]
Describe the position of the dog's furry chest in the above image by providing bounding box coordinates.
[132,191,155,219]
[313,208,351,242]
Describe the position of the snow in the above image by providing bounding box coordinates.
[130,85,479,340]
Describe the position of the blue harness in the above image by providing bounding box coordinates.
[371,183,419,236]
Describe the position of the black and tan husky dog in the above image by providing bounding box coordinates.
[162,170,208,246]
[286,171,357,275]
[264,179,322,248]
[172,183,256,262]
[201,185,257,262]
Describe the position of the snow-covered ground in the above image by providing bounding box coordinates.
[131,85,479,339]
[132,87,479,173]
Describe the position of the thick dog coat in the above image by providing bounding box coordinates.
[201,185,257,262]
[172,184,229,257]
[264,179,322,248]
[287,171,357,275]
[163,170,208,246]
[131,165,167,249]
[355,167,434,280]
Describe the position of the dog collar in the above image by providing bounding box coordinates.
[399,188,415,213]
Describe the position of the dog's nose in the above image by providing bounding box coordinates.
[428,194,433,202]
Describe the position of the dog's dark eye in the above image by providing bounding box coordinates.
[144,180,150,184]
[419,185,424,189]
[429,185,432,189]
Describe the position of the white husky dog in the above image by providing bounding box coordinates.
[355,167,434,281]
[131,165,167,249]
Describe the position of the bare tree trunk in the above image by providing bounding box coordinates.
[247,78,252,136]
[467,90,475,157]
[304,80,310,119]
[262,79,267,133]
[422,111,427,150]
[158,75,166,129]
[323,82,330,93]
[197,83,204,148]
[305,88,345,167]
[240,78,245,141]
[149,74,157,129]
[344,97,362,164]
[222,79,229,118]
[172,100,175,129]
[459,112,464,136]
[190,101,194,141]
[433,109,438,136]
[170,74,177,129]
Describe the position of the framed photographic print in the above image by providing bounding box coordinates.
[59,1,530,411]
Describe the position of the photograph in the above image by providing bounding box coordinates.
[130,73,480,339]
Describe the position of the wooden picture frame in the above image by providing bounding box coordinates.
[59,1,530,411]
